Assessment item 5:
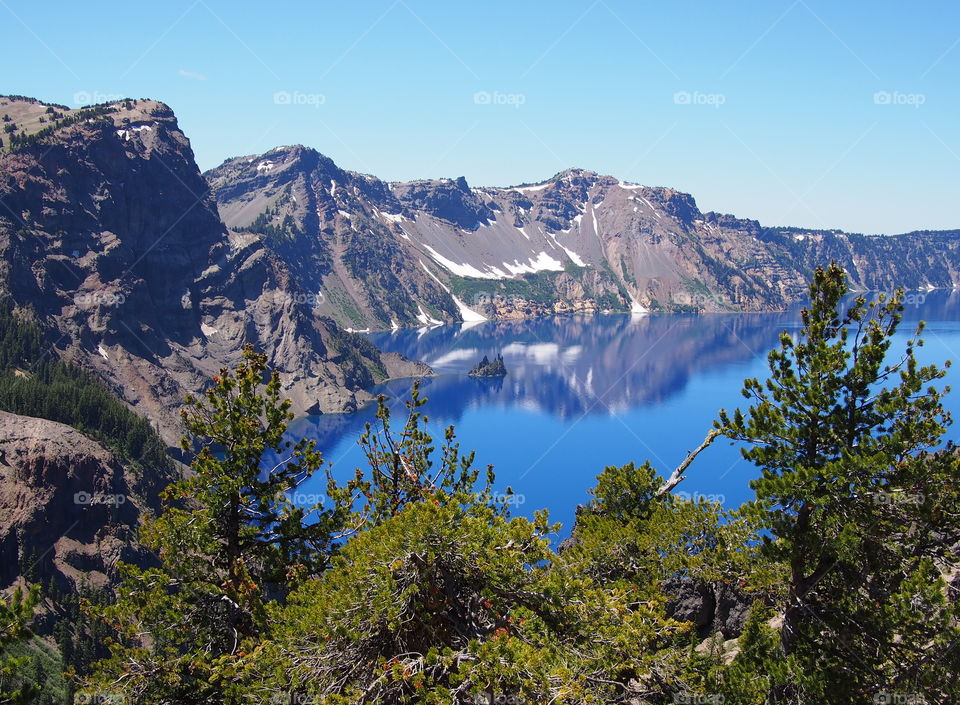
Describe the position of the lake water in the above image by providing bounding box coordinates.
[291,292,960,534]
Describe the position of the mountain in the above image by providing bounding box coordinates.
[0,96,428,446]
[206,145,960,330]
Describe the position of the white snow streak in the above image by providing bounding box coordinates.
[422,245,500,279]
[452,295,487,322]
[415,305,443,327]
[419,260,451,292]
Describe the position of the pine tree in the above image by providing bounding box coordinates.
[80,345,347,704]
[0,585,39,705]
[717,263,960,702]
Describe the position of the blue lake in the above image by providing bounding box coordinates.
[291,292,960,534]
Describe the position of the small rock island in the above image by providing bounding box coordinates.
[468,353,508,378]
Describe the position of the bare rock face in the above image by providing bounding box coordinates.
[206,145,458,331]
[0,411,166,591]
[207,151,960,329]
[663,576,754,639]
[0,98,429,445]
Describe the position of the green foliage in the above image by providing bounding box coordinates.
[80,345,343,704]
[258,501,562,704]
[326,322,387,383]
[240,190,303,240]
[0,585,40,705]
[1,635,69,705]
[717,263,960,702]
[49,581,113,678]
[350,380,499,526]
[448,272,559,307]
[0,302,170,472]
[247,390,699,704]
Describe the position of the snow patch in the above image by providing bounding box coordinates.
[513,183,551,193]
[630,298,649,314]
[97,344,109,360]
[415,304,443,327]
[200,322,218,336]
[381,211,406,223]
[502,251,565,276]
[256,161,275,173]
[419,260,451,292]
[515,226,530,240]
[422,245,500,279]
[559,245,586,266]
[115,124,152,142]
[452,295,487,322]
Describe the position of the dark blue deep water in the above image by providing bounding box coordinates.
[291,292,960,534]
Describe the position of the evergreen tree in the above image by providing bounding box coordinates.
[0,585,39,705]
[717,263,960,702]
[80,345,346,704]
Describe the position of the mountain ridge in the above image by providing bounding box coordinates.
[205,143,960,330]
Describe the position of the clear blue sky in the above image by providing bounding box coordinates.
[2,0,957,234]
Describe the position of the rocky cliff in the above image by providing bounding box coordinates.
[0,410,168,592]
[0,97,429,445]
[207,147,960,329]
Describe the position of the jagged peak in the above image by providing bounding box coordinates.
[209,144,349,182]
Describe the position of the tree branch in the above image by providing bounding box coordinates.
[655,429,721,496]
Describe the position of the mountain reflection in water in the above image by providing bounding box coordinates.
[287,292,960,534]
